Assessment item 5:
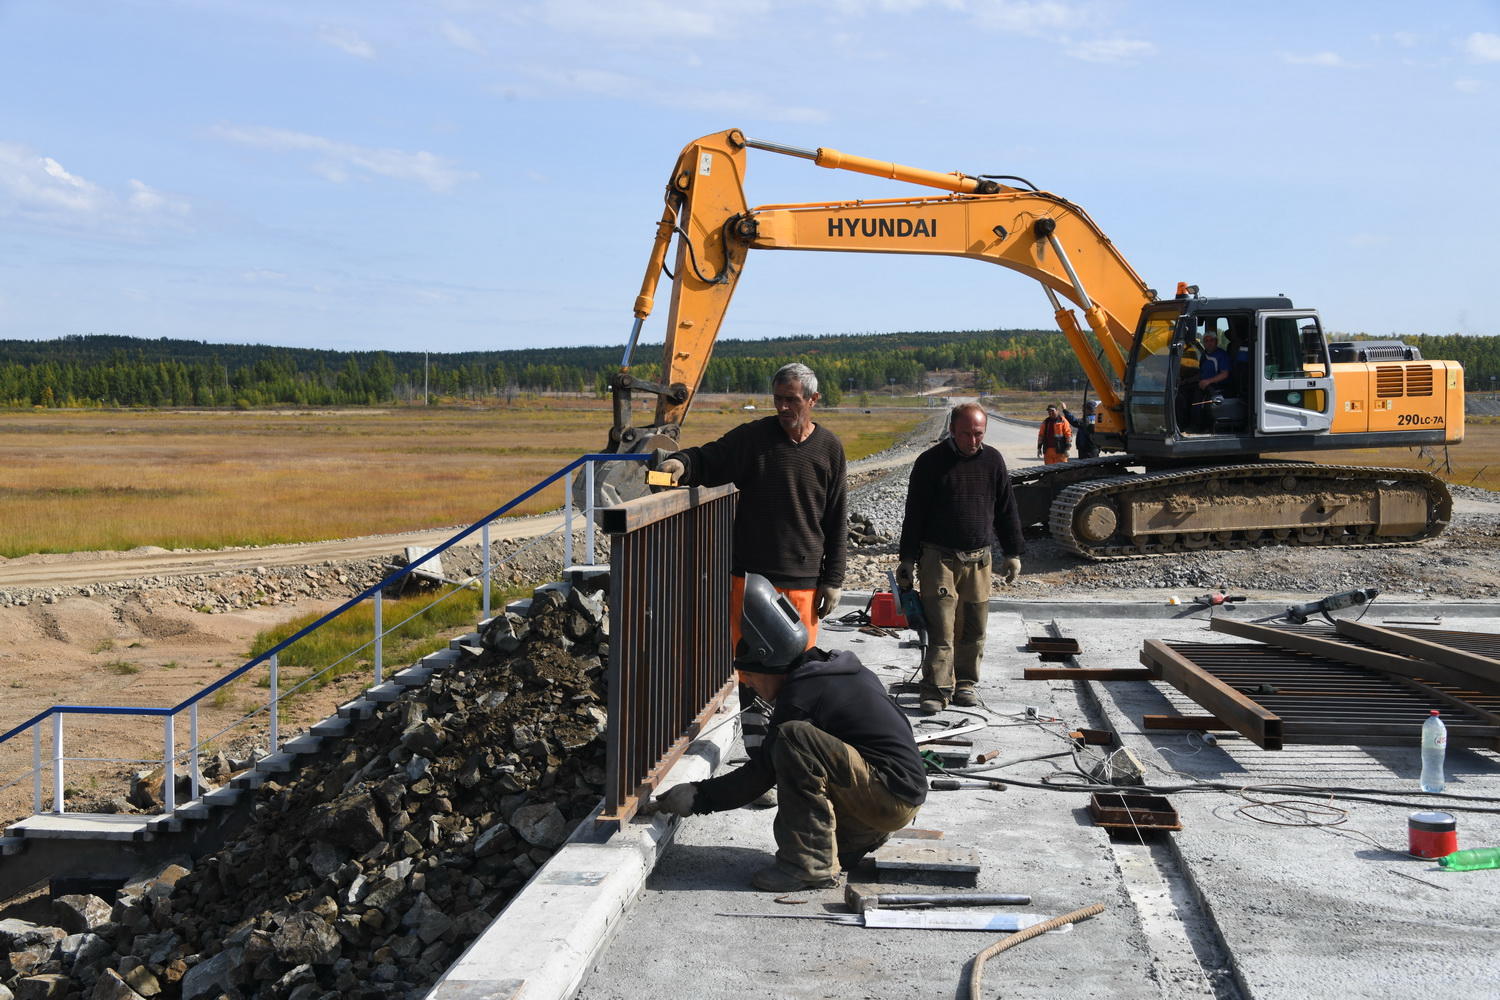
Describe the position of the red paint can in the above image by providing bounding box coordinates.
[1408,810,1458,859]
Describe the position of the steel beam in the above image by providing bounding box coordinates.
[1140,640,1284,749]
[1211,618,1500,709]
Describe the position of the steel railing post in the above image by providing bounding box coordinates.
[482,521,492,620]
[564,469,575,570]
[163,713,176,814]
[374,591,384,685]
[52,713,63,814]
[32,726,42,814]
[269,653,280,753]
[190,704,201,803]
[585,461,596,565]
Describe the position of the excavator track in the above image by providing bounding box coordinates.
[1043,461,1452,559]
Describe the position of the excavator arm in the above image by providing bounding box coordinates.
[603,128,1156,484]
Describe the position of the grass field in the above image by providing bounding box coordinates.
[0,396,931,557]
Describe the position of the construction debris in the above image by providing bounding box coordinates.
[0,591,612,999]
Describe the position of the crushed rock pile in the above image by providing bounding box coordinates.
[0,531,604,614]
[0,584,612,1000]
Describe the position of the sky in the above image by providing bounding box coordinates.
[1,0,1498,355]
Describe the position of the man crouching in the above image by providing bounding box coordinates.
[648,573,927,892]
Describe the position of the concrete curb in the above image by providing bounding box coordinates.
[427,699,741,1000]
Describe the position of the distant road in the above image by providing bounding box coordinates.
[3,411,1029,592]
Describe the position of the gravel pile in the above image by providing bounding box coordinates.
[0,585,612,1000]
[0,534,604,614]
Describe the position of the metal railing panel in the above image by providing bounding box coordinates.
[600,484,738,824]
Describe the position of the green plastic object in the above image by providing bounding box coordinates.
[1438,847,1500,871]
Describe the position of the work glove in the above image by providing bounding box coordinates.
[1036,446,1045,459]
[1001,556,1022,585]
[652,457,685,486]
[815,585,842,618]
[647,782,698,818]
[895,561,915,590]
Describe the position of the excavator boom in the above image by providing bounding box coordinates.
[610,128,1151,452]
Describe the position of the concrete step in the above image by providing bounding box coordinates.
[364,682,404,703]
[392,667,434,688]
[6,814,155,843]
[337,697,378,720]
[281,734,323,756]
[450,632,482,650]
[311,716,353,738]
[421,648,460,670]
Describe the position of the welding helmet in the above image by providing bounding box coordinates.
[735,573,808,671]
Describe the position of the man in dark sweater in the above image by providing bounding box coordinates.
[648,574,926,892]
[653,363,847,801]
[897,403,1024,714]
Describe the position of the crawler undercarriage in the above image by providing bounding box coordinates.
[1013,458,1452,559]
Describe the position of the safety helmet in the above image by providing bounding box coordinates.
[1085,399,1100,411]
[736,573,808,671]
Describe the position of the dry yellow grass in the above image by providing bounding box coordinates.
[0,399,926,556]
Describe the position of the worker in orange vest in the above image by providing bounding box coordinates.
[1037,404,1072,465]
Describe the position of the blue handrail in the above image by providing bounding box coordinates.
[0,453,648,747]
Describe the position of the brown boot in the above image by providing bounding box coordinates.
[751,864,839,893]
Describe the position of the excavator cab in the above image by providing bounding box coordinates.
[1123,295,1333,454]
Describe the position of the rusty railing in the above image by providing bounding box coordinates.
[598,484,738,824]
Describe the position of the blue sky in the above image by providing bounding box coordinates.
[2,1,1498,354]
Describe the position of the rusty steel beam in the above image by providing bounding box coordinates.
[598,484,739,825]
[1022,667,1154,681]
[1144,640,1500,751]
[1336,620,1500,690]
[1142,715,1229,732]
[1211,618,1500,708]
[1140,640,1284,749]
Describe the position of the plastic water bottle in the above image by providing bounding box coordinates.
[1439,847,1500,871]
[1420,710,1447,793]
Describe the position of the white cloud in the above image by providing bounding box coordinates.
[0,142,191,233]
[440,20,487,55]
[1465,32,1500,62]
[970,0,1080,34]
[533,0,769,39]
[211,125,478,192]
[528,66,827,123]
[1066,37,1155,63]
[1455,78,1484,93]
[1283,51,1348,67]
[318,25,376,59]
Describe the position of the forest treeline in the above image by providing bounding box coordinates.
[2,330,1498,409]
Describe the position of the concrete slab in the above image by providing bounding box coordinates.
[577,613,1162,1000]
[572,600,1500,1000]
[6,813,153,842]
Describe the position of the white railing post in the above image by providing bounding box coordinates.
[564,469,575,570]
[163,714,176,814]
[584,461,596,565]
[32,726,42,814]
[482,521,492,619]
[190,704,201,803]
[374,591,384,685]
[268,654,280,753]
[52,713,63,814]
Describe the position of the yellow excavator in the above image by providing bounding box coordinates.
[598,128,1462,557]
